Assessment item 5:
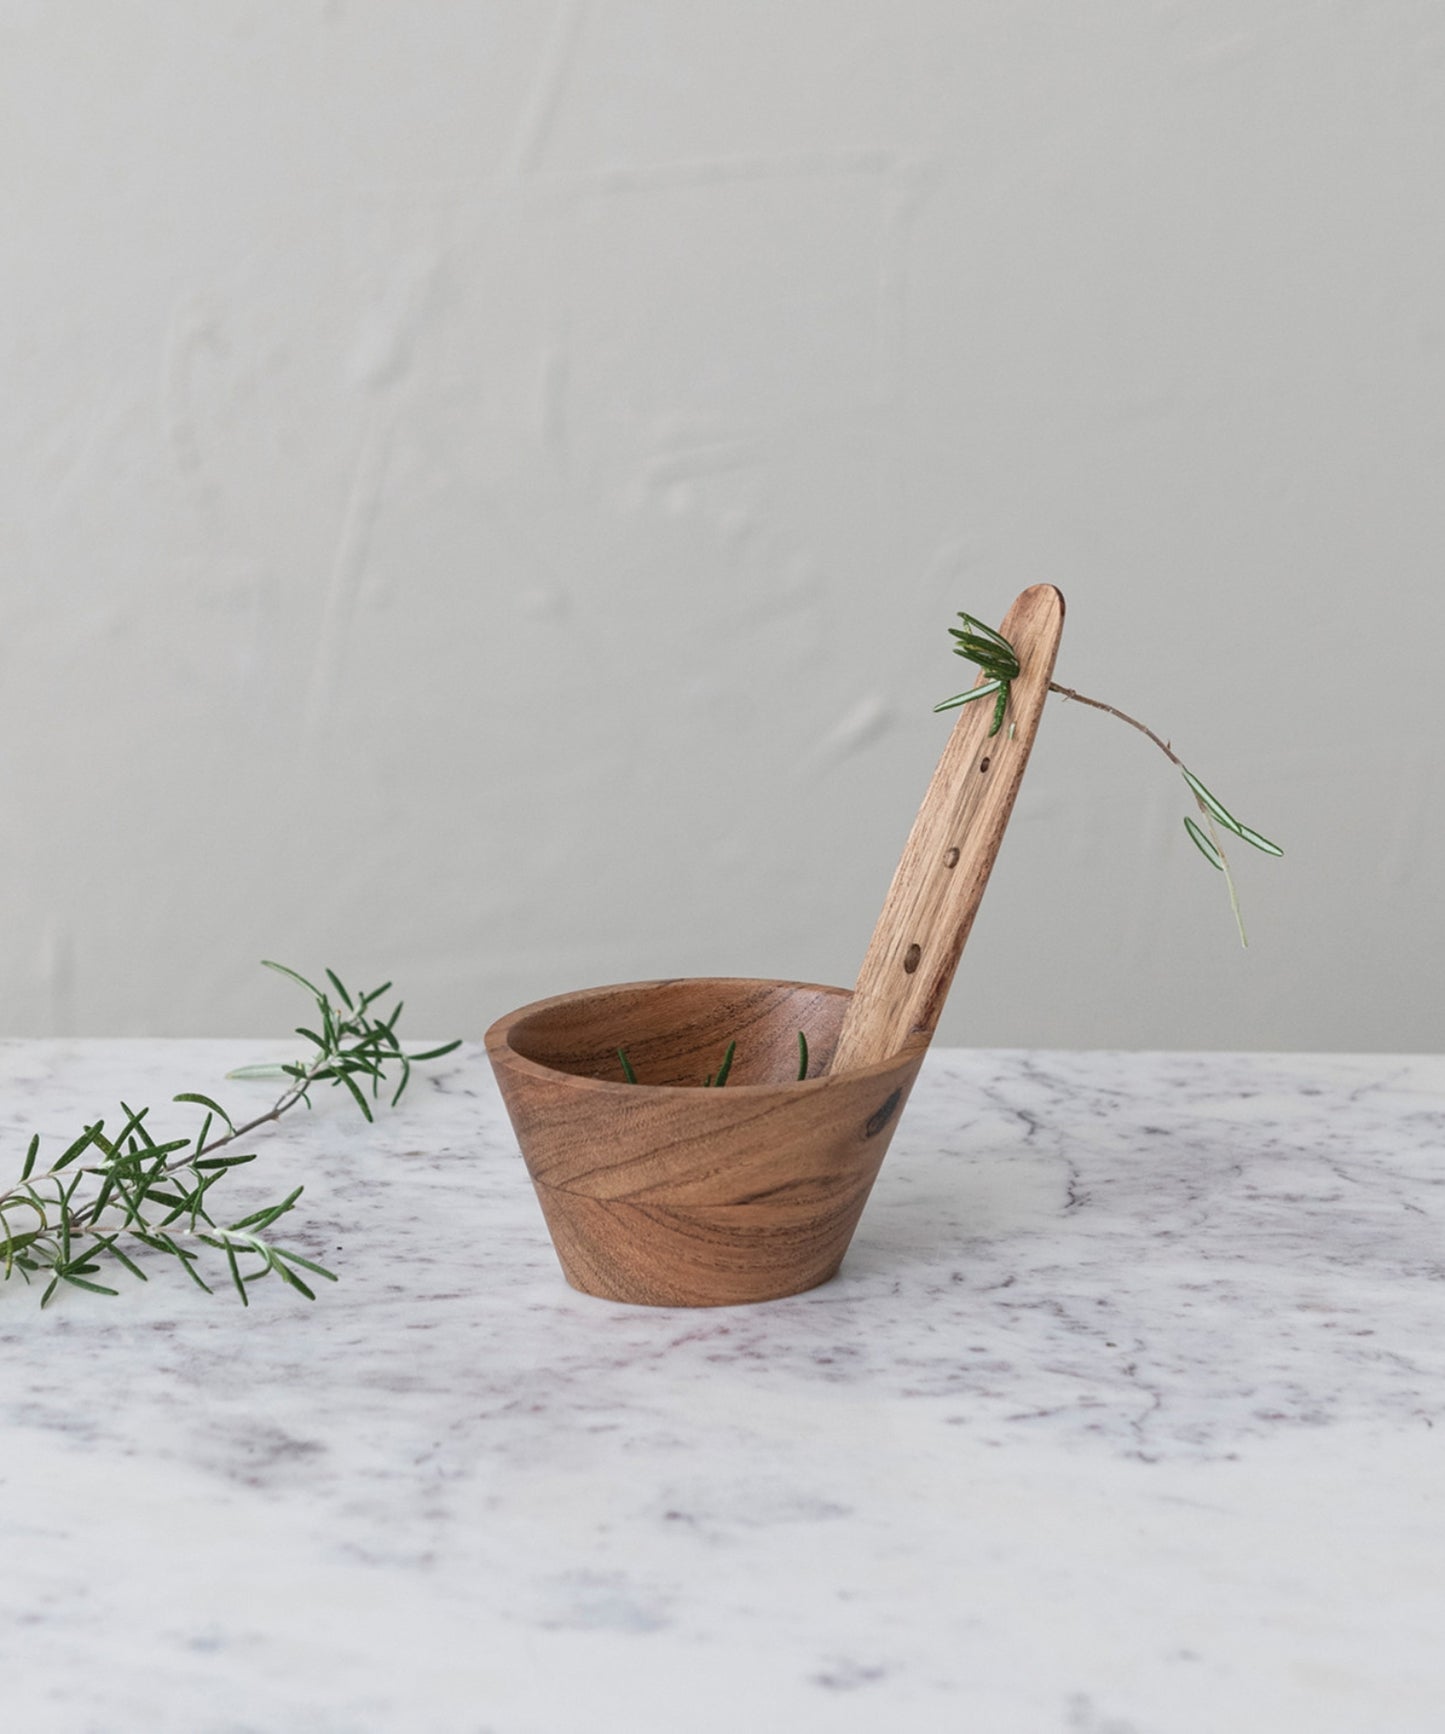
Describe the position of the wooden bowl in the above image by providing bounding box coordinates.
[485,977,929,1307]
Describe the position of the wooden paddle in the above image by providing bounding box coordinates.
[830,584,1066,1074]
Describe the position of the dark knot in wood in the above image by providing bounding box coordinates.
[864,1088,903,1139]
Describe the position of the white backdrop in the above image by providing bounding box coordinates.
[2,2,1441,1051]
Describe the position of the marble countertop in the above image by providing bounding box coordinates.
[2,1040,1442,1733]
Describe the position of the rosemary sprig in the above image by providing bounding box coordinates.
[0,961,461,1308]
[932,611,1020,737]
[936,610,1283,945]
[704,1041,737,1088]
[616,1031,811,1087]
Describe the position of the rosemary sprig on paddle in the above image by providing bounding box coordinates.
[0,961,460,1308]
[936,609,1283,944]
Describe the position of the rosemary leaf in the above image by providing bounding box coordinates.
[173,1093,236,1135]
[325,968,355,1010]
[261,959,322,996]
[933,677,1004,715]
[1184,816,1225,870]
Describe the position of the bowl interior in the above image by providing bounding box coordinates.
[501,978,852,1090]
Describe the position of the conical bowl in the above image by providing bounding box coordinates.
[485,976,928,1307]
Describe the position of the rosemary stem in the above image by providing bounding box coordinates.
[1049,680,1251,947]
[1047,682,1182,768]
[191,1078,317,1164]
[17,1216,265,1248]
[2,1077,333,1222]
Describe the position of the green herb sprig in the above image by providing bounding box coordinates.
[935,610,1283,945]
[1,961,460,1308]
[616,1030,810,1088]
[933,612,1020,737]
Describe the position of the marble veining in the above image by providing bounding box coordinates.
[1,1041,1442,1733]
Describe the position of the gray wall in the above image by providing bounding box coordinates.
[2,3,1441,1052]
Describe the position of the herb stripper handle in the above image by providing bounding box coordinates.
[829,584,1066,1074]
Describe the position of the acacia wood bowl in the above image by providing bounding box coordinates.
[486,976,929,1307]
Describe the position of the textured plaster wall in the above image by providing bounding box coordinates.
[1,2,1441,1050]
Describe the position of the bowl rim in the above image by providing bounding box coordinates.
[484,975,928,1096]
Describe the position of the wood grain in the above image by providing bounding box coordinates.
[830,584,1065,1074]
[485,978,928,1306]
